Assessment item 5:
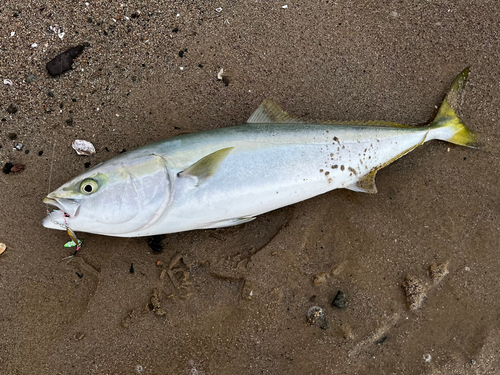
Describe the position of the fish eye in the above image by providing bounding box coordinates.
[80,179,98,195]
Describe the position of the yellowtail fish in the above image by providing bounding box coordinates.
[43,68,477,237]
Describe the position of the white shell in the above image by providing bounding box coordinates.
[72,140,96,156]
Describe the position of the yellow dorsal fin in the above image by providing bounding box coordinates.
[247,99,303,124]
[248,99,413,128]
[179,147,234,184]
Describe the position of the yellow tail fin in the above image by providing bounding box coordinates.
[430,67,479,148]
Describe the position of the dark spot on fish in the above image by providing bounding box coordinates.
[330,153,333,157]
[348,167,357,175]
[341,165,345,171]
[320,169,324,172]
[325,171,330,176]
[333,136,339,143]
[328,178,332,183]
[342,145,345,149]
[332,165,338,169]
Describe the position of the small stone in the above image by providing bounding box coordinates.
[46,45,85,76]
[0,243,6,255]
[84,162,91,168]
[172,27,179,33]
[7,104,17,114]
[312,272,328,286]
[402,275,427,310]
[331,290,348,309]
[10,164,24,173]
[38,150,44,156]
[129,263,134,273]
[307,306,329,330]
[148,235,163,253]
[15,143,23,150]
[48,91,54,97]
[27,74,38,83]
[3,163,14,174]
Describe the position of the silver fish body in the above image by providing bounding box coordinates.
[43,69,477,237]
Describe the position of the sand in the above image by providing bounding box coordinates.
[1,1,499,374]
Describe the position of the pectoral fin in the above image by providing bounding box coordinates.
[178,147,234,184]
[347,170,378,194]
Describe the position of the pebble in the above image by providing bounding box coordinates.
[7,104,17,114]
[3,163,14,174]
[306,306,329,330]
[10,163,24,173]
[0,243,6,256]
[46,46,85,76]
[148,235,163,253]
[15,143,23,151]
[331,290,348,309]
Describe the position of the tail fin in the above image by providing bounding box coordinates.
[429,67,479,148]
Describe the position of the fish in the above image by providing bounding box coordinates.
[42,68,478,238]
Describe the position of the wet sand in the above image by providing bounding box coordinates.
[1,1,499,374]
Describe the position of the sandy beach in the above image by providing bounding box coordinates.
[1,1,499,373]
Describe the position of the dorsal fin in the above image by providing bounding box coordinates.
[247,99,303,124]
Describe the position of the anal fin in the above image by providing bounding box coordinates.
[347,170,378,194]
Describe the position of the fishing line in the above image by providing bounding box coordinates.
[45,140,83,258]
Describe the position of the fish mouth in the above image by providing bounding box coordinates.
[43,197,81,218]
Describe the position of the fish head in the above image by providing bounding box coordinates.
[43,153,171,236]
